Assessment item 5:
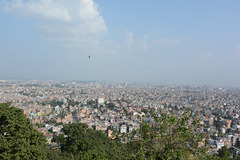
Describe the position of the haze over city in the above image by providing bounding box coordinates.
[1,0,240,86]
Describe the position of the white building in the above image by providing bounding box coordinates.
[120,124,127,133]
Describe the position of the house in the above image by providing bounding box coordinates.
[44,134,54,144]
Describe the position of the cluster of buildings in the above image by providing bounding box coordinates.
[1,80,240,156]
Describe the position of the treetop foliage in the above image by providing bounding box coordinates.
[124,109,208,160]
[0,102,47,159]
[56,123,123,159]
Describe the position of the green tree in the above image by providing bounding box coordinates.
[106,103,115,110]
[55,134,65,145]
[56,123,123,159]
[87,100,95,106]
[0,102,47,159]
[36,122,45,128]
[43,147,72,160]
[92,125,96,130]
[72,110,77,117]
[0,102,71,160]
[125,109,207,160]
[218,146,231,159]
[141,108,149,115]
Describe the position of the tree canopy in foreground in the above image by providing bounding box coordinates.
[124,109,209,159]
[0,102,47,159]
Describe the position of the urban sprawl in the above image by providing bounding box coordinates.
[1,80,240,156]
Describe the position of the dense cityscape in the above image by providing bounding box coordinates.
[1,0,240,159]
[1,80,240,158]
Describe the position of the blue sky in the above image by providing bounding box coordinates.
[0,0,240,85]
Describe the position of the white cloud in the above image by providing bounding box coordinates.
[97,40,121,55]
[125,30,133,49]
[124,31,149,51]
[62,39,121,55]
[3,0,107,47]
[231,53,240,61]
[4,0,72,21]
[200,50,213,60]
[204,40,211,44]
[140,34,149,50]
[153,38,181,46]
[236,45,240,50]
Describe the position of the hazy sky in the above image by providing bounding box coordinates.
[1,0,240,85]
